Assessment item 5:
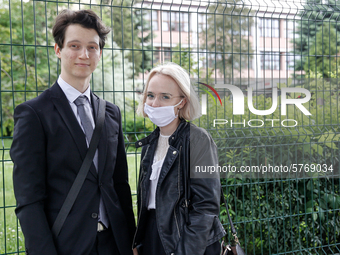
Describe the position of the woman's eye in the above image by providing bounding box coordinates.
[162,95,171,100]
[147,94,154,99]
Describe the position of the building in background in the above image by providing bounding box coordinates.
[137,0,303,92]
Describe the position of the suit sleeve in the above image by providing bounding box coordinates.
[176,130,221,255]
[112,106,136,243]
[10,103,58,255]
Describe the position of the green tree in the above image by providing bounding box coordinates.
[293,0,340,75]
[303,23,339,78]
[106,0,154,75]
[172,44,214,83]
[0,0,61,135]
[200,2,254,82]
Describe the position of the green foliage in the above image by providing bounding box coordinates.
[293,0,340,75]
[220,178,340,254]
[108,0,154,75]
[200,2,254,81]
[303,24,339,78]
[122,109,154,151]
[172,44,214,82]
[93,41,137,109]
[194,89,340,254]
[0,0,60,135]
[172,45,198,77]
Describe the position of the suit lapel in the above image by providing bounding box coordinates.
[91,93,99,123]
[49,83,98,178]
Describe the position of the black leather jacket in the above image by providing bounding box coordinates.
[133,120,226,255]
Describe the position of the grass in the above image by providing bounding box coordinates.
[0,139,140,255]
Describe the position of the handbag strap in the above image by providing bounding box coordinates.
[183,123,191,225]
[221,187,240,244]
[52,98,106,237]
[183,144,191,225]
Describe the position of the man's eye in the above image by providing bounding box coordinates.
[71,45,79,49]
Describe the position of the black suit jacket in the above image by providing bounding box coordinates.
[10,82,136,255]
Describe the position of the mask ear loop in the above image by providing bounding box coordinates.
[175,99,184,117]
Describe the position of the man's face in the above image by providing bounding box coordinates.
[54,24,102,85]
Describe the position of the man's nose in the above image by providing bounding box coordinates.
[79,48,89,59]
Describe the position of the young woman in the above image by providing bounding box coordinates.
[133,63,225,255]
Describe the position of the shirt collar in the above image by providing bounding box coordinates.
[57,76,92,104]
[135,119,188,148]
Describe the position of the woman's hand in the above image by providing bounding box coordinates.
[133,247,139,255]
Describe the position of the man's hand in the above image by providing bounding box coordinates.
[133,247,139,255]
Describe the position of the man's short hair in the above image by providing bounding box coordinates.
[52,9,111,50]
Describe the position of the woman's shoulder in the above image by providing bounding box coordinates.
[188,123,214,144]
[189,123,211,136]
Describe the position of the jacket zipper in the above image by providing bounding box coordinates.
[132,145,150,249]
[173,146,182,238]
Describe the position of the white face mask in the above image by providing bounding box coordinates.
[144,100,183,127]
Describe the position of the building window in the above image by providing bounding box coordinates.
[163,47,171,62]
[154,47,161,63]
[145,10,158,31]
[243,57,253,69]
[285,20,295,38]
[261,51,281,70]
[286,53,300,70]
[161,11,190,32]
[259,18,280,38]
[154,47,172,63]
[232,18,251,36]
[198,14,206,32]
[198,52,212,68]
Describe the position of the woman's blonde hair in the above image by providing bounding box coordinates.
[137,62,201,121]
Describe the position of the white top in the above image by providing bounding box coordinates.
[148,134,170,209]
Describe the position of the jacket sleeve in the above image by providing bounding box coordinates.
[176,128,222,255]
[10,103,58,255]
[112,105,136,243]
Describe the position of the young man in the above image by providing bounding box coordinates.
[10,9,136,255]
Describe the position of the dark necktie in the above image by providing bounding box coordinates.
[74,95,109,228]
[74,96,93,144]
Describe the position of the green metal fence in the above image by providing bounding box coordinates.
[1,0,340,254]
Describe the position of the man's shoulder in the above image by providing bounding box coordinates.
[98,98,120,115]
[104,100,119,110]
[16,85,55,110]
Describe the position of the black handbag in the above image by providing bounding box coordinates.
[220,187,246,255]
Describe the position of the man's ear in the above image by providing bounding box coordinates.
[99,49,102,59]
[54,43,61,58]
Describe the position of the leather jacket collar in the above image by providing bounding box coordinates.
[135,119,188,148]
